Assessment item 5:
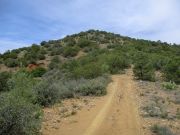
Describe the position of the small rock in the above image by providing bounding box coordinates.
[52,125,59,129]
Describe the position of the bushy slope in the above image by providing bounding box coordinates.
[0,30,179,134]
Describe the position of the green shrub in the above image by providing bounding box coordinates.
[37,54,45,60]
[77,38,93,48]
[48,56,61,70]
[8,72,37,103]
[39,49,47,54]
[133,62,155,81]
[101,64,110,73]
[35,69,110,105]
[31,44,40,52]
[162,81,177,90]
[1,51,18,60]
[54,48,63,55]
[73,76,110,96]
[31,67,47,77]
[66,38,76,46]
[34,79,60,107]
[0,72,11,92]
[0,96,42,135]
[164,58,180,84]
[73,63,102,79]
[151,125,175,135]
[42,69,67,81]
[7,52,18,59]
[40,41,47,46]
[0,72,42,135]
[106,54,129,74]
[83,47,94,52]
[133,54,155,81]
[4,58,19,67]
[55,75,110,98]
[21,53,37,66]
[50,48,63,56]
[62,46,80,57]
[151,55,169,70]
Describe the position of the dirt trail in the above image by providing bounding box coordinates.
[43,69,142,135]
[91,71,142,135]
[90,70,142,135]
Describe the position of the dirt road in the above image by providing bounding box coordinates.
[43,70,142,135]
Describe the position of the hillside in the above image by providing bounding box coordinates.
[0,30,180,135]
[0,30,179,73]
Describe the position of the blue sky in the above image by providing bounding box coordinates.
[0,0,180,53]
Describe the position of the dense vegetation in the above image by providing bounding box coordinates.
[0,72,11,92]
[1,30,179,82]
[0,30,179,134]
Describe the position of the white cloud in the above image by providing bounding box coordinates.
[27,0,180,43]
[0,39,30,53]
[1,0,180,53]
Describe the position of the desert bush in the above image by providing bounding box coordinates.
[31,44,40,52]
[143,102,161,117]
[77,38,93,48]
[0,72,11,92]
[43,44,51,48]
[151,125,175,135]
[40,41,47,46]
[73,76,110,96]
[49,49,56,56]
[35,72,110,106]
[62,46,80,57]
[55,75,110,98]
[8,72,37,103]
[8,52,18,59]
[72,63,102,79]
[55,48,63,55]
[48,56,61,70]
[4,58,19,67]
[0,96,42,135]
[50,47,63,56]
[37,54,45,60]
[21,53,37,66]
[31,67,47,77]
[61,60,79,74]
[2,50,10,59]
[106,54,129,74]
[0,71,43,135]
[143,102,168,118]
[162,81,177,90]
[66,38,76,46]
[34,79,60,107]
[133,54,155,81]
[42,69,67,81]
[39,48,47,54]
[2,51,18,60]
[83,47,93,52]
[151,55,169,70]
[163,58,180,84]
